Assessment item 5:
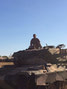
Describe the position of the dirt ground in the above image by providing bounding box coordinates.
[0,62,14,68]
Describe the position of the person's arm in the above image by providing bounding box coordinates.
[30,39,33,46]
[37,38,42,48]
[30,40,32,46]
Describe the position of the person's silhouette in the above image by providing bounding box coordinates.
[29,34,42,49]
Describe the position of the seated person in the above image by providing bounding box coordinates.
[29,34,42,49]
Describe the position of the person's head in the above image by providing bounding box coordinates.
[33,34,36,38]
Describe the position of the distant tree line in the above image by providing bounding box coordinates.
[0,55,13,62]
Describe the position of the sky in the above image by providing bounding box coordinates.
[0,0,67,56]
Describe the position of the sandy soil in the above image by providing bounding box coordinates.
[0,62,14,68]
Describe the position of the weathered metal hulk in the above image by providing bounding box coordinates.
[0,48,67,89]
[13,48,58,66]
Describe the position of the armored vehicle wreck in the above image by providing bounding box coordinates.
[13,48,59,66]
[0,47,67,89]
[0,33,67,89]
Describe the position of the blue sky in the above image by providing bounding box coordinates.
[0,0,67,56]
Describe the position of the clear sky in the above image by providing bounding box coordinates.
[0,0,67,56]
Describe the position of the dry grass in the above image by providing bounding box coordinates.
[0,62,14,68]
